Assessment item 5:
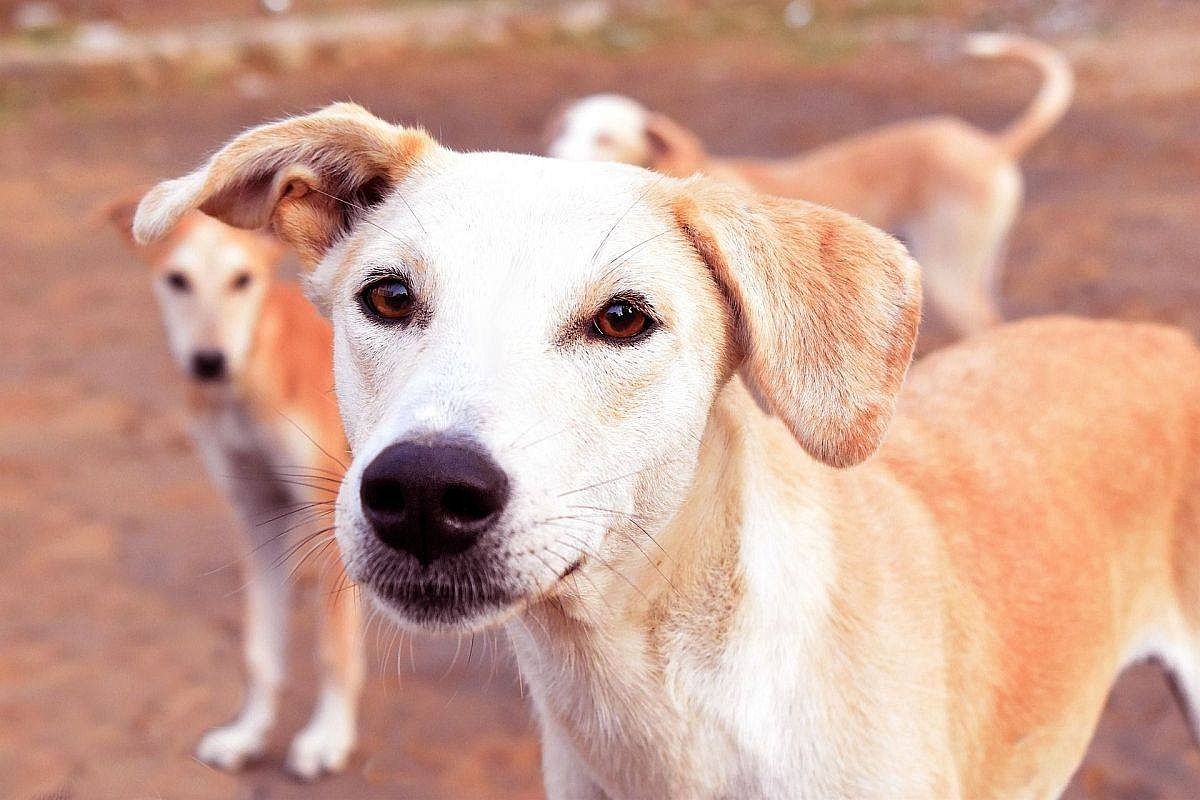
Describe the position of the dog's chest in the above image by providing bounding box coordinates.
[190,398,305,509]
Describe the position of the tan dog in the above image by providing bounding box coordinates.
[108,205,363,780]
[545,33,1073,338]
[133,104,1200,798]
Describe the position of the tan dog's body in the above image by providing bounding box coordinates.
[515,317,1200,798]
[546,34,1074,337]
[109,209,363,779]
[134,105,1200,798]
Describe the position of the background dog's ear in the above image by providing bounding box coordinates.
[133,103,435,267]
[540,100,571,154]
[644,112,707,176]
[671,181,922,467]
[103,197,140,246]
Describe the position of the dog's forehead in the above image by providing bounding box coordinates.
[426,150,657,213]
[166,216,257,274]
[361,152,675,269]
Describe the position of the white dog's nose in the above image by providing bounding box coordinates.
[358,439,510,565]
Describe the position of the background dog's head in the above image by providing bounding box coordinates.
[134,103,920,631]
[544,93,709,177]
[108,202,284,385]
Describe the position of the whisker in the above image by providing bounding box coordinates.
[590,174,667,266]
[557,462,667,497]
[253,500,335,528]
[307,183,426,239]
[567,504,675,565]
[517,425,574,452]
[272,408,349,470]
[600,229,673,275]
[542,524,651,605]
[546,517,674,595]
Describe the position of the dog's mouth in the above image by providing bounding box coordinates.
[354,542,586,631]
[349,535,515,629]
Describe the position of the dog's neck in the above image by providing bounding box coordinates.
[507,379,842,795]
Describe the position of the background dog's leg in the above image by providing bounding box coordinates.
[908,167,1021,338]
[195,466,293,771]
[286,556,364,780]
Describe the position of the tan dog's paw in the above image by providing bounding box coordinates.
[195,722,268,771]
[285,703,356,781]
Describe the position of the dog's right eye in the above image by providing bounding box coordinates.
[166,272,190,292]
[360,278,415,323]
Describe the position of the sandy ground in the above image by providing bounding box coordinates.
[3,4,1200,798]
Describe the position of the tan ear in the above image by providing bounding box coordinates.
[102,193,174,262]
[671,181,922,467]
[103,197,138,244]
[133,103,435,267]
[644,113,708,177]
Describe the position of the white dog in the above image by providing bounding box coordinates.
[134,104,1200,798]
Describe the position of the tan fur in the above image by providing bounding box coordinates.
[133,103,1200,799]
[669,180,921,467]
[132,103,434,268]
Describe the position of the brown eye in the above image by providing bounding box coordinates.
[165,271,190,292]
[230,271,252,291]
[361,278,414,322]
[593,299,650,341]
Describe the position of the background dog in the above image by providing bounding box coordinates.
[107,204,363,780]
[545,33,1073,339]
[135,103,1200,798]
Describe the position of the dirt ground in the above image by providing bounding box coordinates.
[4,3,1200,798]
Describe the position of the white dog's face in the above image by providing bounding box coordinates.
[313,153,731,628]
[133,104,920,632]
[545,93,653,165]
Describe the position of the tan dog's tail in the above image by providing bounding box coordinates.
[964,32,1074,159]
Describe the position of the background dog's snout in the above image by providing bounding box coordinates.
[359,440,510,564]
[191,350,227,381]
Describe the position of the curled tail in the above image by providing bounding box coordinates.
[964,32,1074,159]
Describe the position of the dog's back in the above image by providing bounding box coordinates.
[864,316,1200,794]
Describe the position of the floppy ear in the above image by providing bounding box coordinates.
[671,180,922,467]
[644,112,708,177]
[102,194,175,262]
[103,197,140,247]
[133,102,435,267]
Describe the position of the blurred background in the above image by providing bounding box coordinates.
[2,0,1199,797]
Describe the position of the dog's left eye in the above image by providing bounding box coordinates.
[593,299,651,341]
[230,271,252,291]
[361,278,415,323]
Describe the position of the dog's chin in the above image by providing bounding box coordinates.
[348,546,523,633]
[364,574,523,633]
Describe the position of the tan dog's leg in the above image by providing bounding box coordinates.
[908,165,1020,337]
[286,557,364,780]
[195,473,293,770]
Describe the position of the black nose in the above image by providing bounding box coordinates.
[359,440,510,565]
[191,350,227,381]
